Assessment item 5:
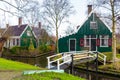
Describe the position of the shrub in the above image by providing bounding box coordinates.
[50,45,55,51]
[46,45,52,52]
[38,44,52,53]
[10,46,21,54]
[39,44,47,53]
[28,39,35,53]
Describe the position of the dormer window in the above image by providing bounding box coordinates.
[90,21,97,29]
[27,30,31,36]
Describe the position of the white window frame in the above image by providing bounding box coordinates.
[16,38,20,46]
[84,35,90,47]
[100,35,109,47]
[69,38,76,52]
[27,30,31,36]
[90,21,97,29]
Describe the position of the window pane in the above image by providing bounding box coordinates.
[101,39,108,46]
[17,39,19,46]
[90,21,97,29]
[91,35,96,38]
[13,39,15,45]
[86,39,89,46]
[27,31,31,36]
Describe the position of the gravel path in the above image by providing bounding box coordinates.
[0,71,22,80]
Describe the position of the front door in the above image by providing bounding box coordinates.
[91,39,96,51]
[69,39,76,51]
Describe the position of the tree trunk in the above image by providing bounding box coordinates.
[0,42,5,57]
[56,28,59,54]
[56,17,59,54]
[111,0,116,63]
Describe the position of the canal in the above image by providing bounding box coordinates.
[65,68,120,80]
[4,53,120,80]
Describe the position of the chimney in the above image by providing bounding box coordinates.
[88,5,92,15]
[6,24,9,28]
[38,22,41,29]
[18,17,22,26]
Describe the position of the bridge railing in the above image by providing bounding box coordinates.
[90,51,107,65]
[47,52,72,70]
[47,51,106,70]
[97,52,107,65]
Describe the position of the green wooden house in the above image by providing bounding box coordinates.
[59,11,112,53]
[3,24,37,48]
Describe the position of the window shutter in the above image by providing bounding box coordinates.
[96,39,100,46]
[80,38,84,47]
[108,38,112,46]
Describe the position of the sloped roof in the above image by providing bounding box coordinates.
[76,11,112,33]
[59,11,112,39]
[3,24,28,37]
[32,27,47,39]
[0,28,5,33]
[32,27,41,38]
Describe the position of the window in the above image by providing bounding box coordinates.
[100,35,109,47]
[13,39,15,45]
[84,35,90,47]
[90,21,97,29]
[27,30,31,36]
[16,39,19,46]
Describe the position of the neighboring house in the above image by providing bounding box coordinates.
[0,28,5,37]
[32,22,48,46]
[59,5,112,53]
[2,18,37,48]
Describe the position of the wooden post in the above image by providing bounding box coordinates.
[95,52,98,72]
[70,54,74,74]
[86,53,89,70]
[57,60,60,70]
[47,57,50,69]
[104,56,106,65]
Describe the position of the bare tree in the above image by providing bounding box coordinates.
[0,0,41,26]
[93,0,120,64]
[42,0,74,53]
[64,26,75,35]
[15,0,41,26]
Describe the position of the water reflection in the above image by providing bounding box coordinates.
[4,53,120,80]
[5,53,52,68]
[65,69,120,80]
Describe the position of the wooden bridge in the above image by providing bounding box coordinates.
[47,51,106,70]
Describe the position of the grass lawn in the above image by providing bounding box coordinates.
[98,52,120,73]
[102,52,120,62]
[0,58,85,80]
[0,58,41,71]
[12,72,85,80]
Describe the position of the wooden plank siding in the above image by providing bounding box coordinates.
[20,26,37,48]
[59,13,112,53]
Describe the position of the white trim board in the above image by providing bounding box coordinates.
[20,25,37,38]
[69,38,76,52]
[59,10,112,39]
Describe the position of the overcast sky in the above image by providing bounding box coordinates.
[0,0,92,36]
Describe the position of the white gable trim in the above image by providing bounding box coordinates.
[20,25,37,38]
[76,11,112,33]
[59,10,112,39]
[29,26,37,38]
[10,36,20,38]
[20,25,29,37]
[76,11,94,33]
[99,18,112,32]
